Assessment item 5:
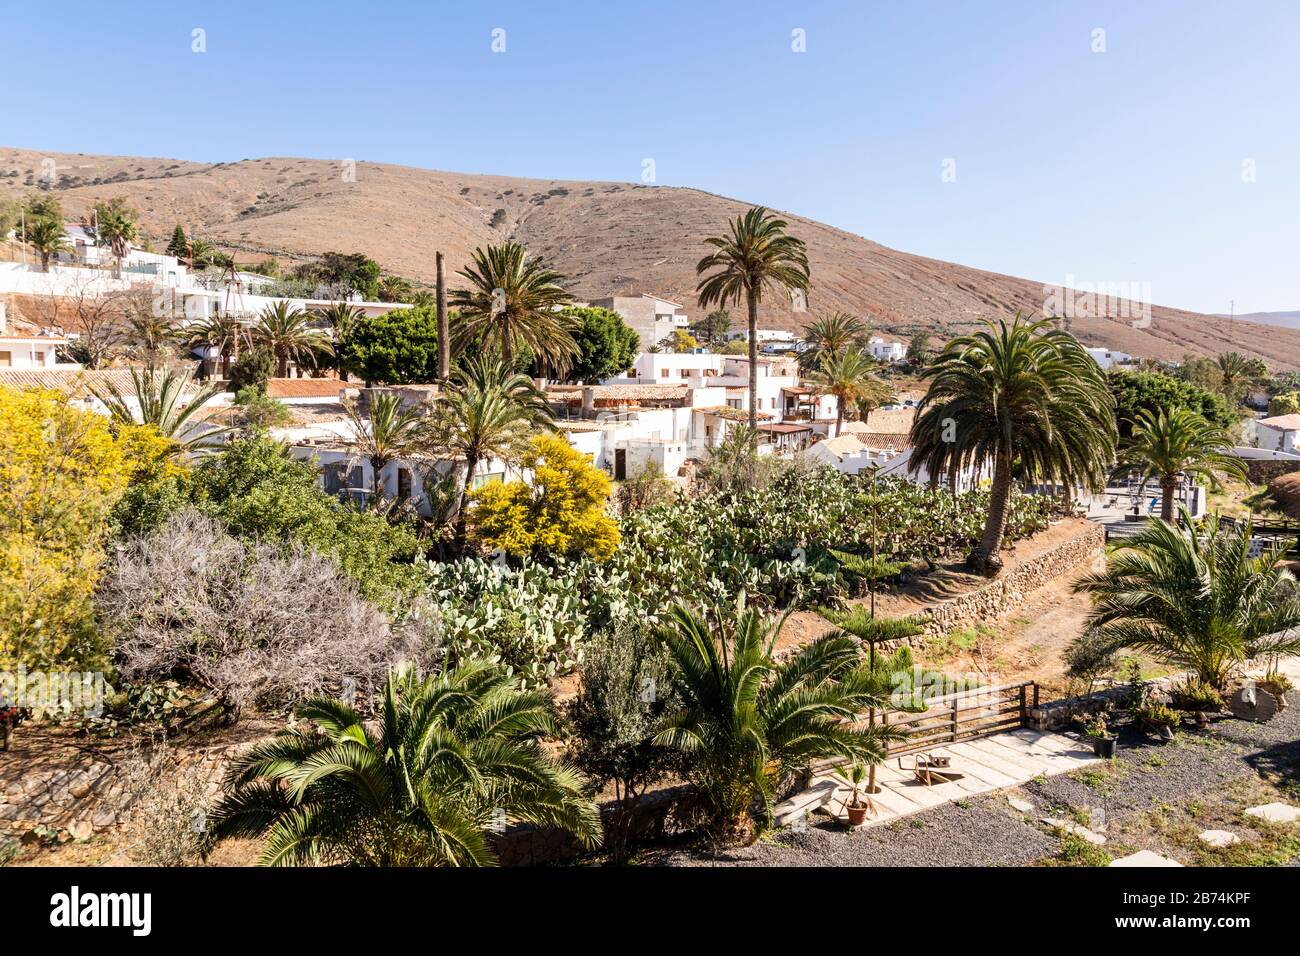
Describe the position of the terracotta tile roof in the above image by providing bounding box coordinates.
[854,432,912,452]
[757,422,813,434]
[0,368,194,399]
[265,376,346,399]
[547,384,690,402]
[696,405,774,422]
[841,408,916,434]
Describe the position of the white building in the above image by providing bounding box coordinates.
[868,336,908,363]
[725,328,796,345]
[1085,346,1133,370]
[1252,414,1300,454]
[587,294,689,349]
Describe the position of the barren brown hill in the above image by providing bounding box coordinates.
[5,146,1297,369]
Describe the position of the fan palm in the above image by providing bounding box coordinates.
[909,314,1116,575]
[654,595,897,842]
[126,312,178,367]
[799,311,870,373]
[91,366,229,455]
[1073,515,1300,689]
[253,300,332,377]
[807,346,887,437]
[697,207,810,428]
[23,215,69,271]
[343,392,435,510]
[449,242,576,370]
[432,352,553,550]
[206,662,602,866]
[1112,407,1246,522]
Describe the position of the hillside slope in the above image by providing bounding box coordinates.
[4,146,1297,369]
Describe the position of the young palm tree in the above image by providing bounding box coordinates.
[697,207,810,428]
[798,311,870,373]
[23,215,69,271]
[909,315,1116,575]
[432,352,553,550]
[253,300,332,377]
[1073,516,1300,689]
[91,366,229,455]
[654,595,897,842]
[88,198,139,279]
[1113,407,1246,522]
[343,392,435,510]
[206,662,602,866]
[185,313,248,379]
[807,346,886,437]
[449,242,576,370]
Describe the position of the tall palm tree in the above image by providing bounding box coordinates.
[655,595,897,842]
[88,198,138,279]
[343,391,435,510]
[432,352,553,550]
[1112,407,1246,522]
[1073,516,1300,689]
[91,366,229,455]
[253,300,332,377]
[697,207,810,428]
[206,662,602,866]
[23,215,69,271]
[808,347,886,437]
[798,311,870,373]
[449,242,576,370]
[909,315,1116,575]
[186,313,248,379]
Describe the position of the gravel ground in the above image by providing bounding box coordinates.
[661,798,1054,867]
[661,692,1299,867]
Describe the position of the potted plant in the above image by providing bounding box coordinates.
[1082,713,1117,758]
[833,761,875,827]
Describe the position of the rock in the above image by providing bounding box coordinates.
[1244,802,1300,824]
[1042,816,1106,844]
[91,808,117,830]
[69,783,91,800]
[68,820,93,841]
[1198,829,1240,848]
[1110,850,1183,867]
[1008,797,1034,814]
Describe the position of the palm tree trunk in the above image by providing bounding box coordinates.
[436,251,450,380]
[834,401,843,438]
[746,288,758,430]
[500,317,513,368]
[454,454,479,552]
[371,455,386,511]
[970,446,1013,575]
[1160,474,1175,523]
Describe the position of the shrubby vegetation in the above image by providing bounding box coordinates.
[99,511,439,717]
[335,306,442,385]
[1109,369,1238,438]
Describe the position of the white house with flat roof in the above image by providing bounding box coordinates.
[1085,346,1133,370]
[1251,414,1300,454]
[587,294,689,348]
[868,336,908,362]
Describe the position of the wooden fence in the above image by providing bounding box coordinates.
[882,681,1038,756]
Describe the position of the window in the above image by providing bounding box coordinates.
[397,466,413,501]
[322,462,345,496]
[0,352,10,367]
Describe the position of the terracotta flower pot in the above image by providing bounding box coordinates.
[846,803,869,827]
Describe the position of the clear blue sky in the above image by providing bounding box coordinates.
[2,0,1296,314]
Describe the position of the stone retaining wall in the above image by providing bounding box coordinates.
[915,520,1106,637]
[1248,458,1300,484]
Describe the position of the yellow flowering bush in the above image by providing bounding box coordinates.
[469,433,620,561]
[0,387,129,670]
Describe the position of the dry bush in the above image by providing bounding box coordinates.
[98,510,441,716]
[115,741,212,867]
